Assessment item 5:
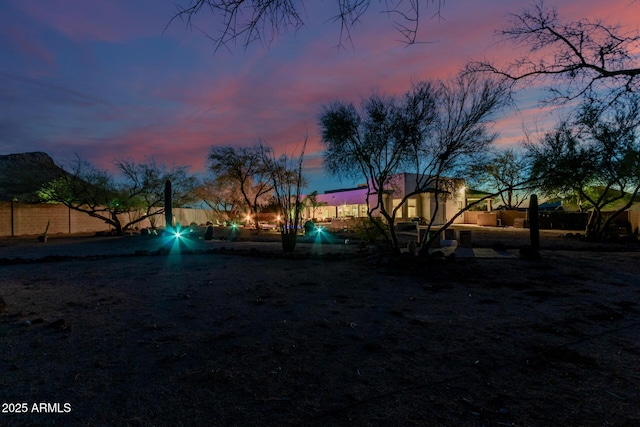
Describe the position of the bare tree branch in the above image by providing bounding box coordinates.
[466,0,640,107]
[167,0,444,52]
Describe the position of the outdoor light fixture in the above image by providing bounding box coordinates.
[169,223,192,240]
[169,224,183,239]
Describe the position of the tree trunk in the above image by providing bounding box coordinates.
[111,212,123,235]
[165,180,173,231]
[585,208,603,240]
[380,211,401,255]
[281,231,297,252]
[367,212,392,248]
[529,194,540,250]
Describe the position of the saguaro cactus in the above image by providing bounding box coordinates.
[165,179,172,230]
[529,193,540,250]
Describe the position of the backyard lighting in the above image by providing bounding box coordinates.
[159,224,194,255]
[170,224,184,239]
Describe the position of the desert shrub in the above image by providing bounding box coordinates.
[354,217,387,243]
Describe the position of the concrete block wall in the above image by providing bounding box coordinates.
[0,202,214,237]
[499,210,527,226]
[0,203,11,236]
[0,202,111,236]
[70,208,111,234]
[463,210,481,225]
[13,203,69,235]
[477,212,498,226]
[464,210,526,226]
[2,201,638,236]
[170,208,212,228]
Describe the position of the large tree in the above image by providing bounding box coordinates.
[470,149,533,210]
[169,0,444,51]
[468,1,640,110]
[260,139,307,252]
[195,174,246,224]
[320,74,508,253]
[527,95,640,240]
[39,157,198,234]
[208,145,273,229]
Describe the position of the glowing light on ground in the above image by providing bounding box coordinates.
[160,224,199,255]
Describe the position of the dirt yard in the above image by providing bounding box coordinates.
[0,226,639,426]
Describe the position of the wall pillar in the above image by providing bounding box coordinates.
[419,193,429,220]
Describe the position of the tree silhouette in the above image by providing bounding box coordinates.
[527,95,640,239]
[320,75,508,253]
[169,0,444,51]
[39,157,198,235]
[208,145,274,230]
[468,0,640,110]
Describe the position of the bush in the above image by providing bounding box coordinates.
[354,217,387,243]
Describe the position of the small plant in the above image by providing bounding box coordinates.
[38,220,50,243]
[354,217,387,244]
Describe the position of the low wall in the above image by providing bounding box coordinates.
[164,208,213,229]
[0,202,111,237]
[4,202,638,237]
[463,210,480,225]
[477,212,497,226]
[463,210,526,227]
[499,210,527,226]
[0,202,213,237]
[465,209,639,232]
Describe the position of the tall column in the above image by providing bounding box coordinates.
[420,193,429,220]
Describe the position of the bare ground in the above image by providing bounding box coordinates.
[0,226,639,426]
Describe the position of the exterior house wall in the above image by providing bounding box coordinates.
[311,174,465,226]
[316,187,371,221]
[446,196,465,224]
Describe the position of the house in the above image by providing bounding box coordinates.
[305,173,466,226]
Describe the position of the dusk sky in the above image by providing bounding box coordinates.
[2,0,639,192]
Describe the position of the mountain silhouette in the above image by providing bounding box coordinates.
[0,152,68,202]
